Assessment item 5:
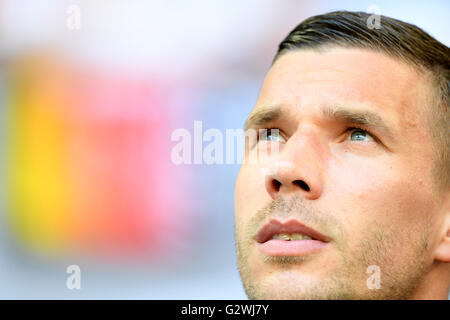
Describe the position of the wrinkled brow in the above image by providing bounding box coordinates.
[244,104,397,146]
[245,103,396,142]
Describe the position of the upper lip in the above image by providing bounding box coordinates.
[254,219,331,243]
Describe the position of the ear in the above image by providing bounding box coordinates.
[434,194,450,263]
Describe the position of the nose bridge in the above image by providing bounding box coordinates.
[265,126,325,200]
[283,122,326,165]
[287,128,323,167]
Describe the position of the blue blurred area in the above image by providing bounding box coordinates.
[0,0,448,299]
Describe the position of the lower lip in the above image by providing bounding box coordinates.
[255,239,329,256]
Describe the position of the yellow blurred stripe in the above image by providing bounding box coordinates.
[5,57,72,253]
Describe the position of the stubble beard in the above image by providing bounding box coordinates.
[235,196,431,300]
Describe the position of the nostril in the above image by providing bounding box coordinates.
[272,179,281,191]
[293,180,310,192]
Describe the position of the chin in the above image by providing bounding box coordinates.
[243,263,362,300]
[246,270,321,299]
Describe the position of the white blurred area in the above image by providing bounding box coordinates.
[0,0,309,76]
[0,0,449,299]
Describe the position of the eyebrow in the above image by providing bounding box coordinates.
[244,103,396,142]
[244,104,284,130]
[322,105,395,140]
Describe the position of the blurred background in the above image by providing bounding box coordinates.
[0,0,448,299]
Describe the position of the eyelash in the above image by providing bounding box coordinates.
[256,126,379,144]
[346,126,377,141]
[257,128,284,141]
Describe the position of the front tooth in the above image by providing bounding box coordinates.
[273,233,291,240]
[290,233,313,240]
[272,233,314,240]
[289,233,304,240]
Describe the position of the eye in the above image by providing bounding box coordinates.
[258,128,286,143]
[347,127,375,142]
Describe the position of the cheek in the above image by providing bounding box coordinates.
[235,164,268,224]
[327,157,432,235]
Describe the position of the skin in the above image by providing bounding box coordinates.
[234,47,450,299]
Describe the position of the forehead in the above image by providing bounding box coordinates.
[257,48,430,127]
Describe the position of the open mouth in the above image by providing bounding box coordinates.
[254,219,330,257]
[270,233,314,241]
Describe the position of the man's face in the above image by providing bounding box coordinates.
[234,47,446,299]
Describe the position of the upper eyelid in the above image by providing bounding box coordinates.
[346,126,381,144]
[257,127,286,141]
[258,125,375,135]
[256,125,380,141]
[347,126,375,137]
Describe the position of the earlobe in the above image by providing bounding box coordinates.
[434,235,450,263]
[434,200,450,263]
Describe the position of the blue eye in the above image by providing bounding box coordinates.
[350,130,367,141]
[259,128,285,142]
[348,128,374,142]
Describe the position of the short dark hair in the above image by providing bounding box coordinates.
[274,11,450,190]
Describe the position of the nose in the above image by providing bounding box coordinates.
[264,132,324,201]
